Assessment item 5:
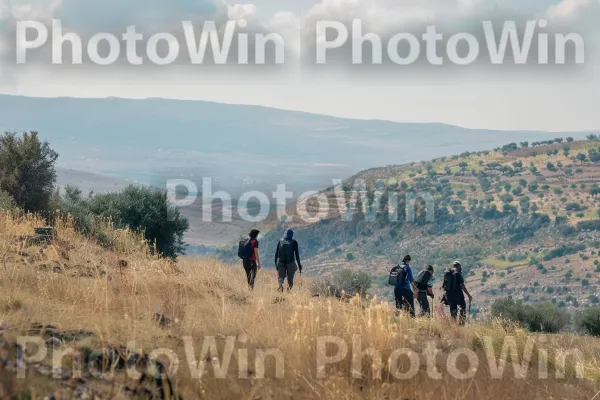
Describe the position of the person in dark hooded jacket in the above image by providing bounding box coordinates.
[274,229,302,292]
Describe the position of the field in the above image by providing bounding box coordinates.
[1,212,600,399]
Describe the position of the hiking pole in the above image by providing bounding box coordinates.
[468,299,472,323]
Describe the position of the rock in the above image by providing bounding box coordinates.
[152,313,171,328]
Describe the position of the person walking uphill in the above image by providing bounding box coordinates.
[274,229,302,292]
[414,265,435,316]
[238,229,261,290]
[394,255,418,318]
[443,261,473,325]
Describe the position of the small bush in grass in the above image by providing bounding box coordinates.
[491,297,570,333]
[575,307,600,336]
[0,190,15,210]
[311,269,371,298]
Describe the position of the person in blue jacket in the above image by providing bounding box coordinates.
[395,255,418,317]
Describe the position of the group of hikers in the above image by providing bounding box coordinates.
[238,230,472,325]
[238,228,302,292]
[392,255,473,325]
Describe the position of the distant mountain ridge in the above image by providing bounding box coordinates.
[0,94,590,197]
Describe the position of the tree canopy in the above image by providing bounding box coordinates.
[0,131,58,212]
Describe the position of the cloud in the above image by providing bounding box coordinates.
[545,0,598,20]
[228,4,259,22]
[54,0,225,33]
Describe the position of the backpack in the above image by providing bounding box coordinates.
[414,270,432,290]
[389,264,408,287]
[443,270,457,293]
[277,239,295,264]
[238,237,253,259]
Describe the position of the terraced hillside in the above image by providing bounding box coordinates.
[229,137,600,314]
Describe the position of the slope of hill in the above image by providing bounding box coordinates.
[0,94,590,197]
[227,138,600,313]
[1,212,599,399]
[56,167,132,194]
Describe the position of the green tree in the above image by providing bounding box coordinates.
[56,184,189,259]
[576,153,587,164]
[0,132,58,212]
[575,307,600,336]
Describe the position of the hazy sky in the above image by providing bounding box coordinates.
[1,0,599,131]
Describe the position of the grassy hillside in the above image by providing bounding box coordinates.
[1,212,600,399]
[227,138,600,313]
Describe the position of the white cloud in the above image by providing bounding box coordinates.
[545,0,598,20]
[228,4,259,22]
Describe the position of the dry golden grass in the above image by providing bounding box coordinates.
[1,211,599,399]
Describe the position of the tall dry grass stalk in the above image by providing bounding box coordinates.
[0,211,599,399]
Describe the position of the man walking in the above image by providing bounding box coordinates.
[274,229,302,292]
[443,261,472,325]
[394,255,418,318]
[414,265,435,316]
[238,229,261,289]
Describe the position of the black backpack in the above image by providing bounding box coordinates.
[238,237,253,259]
[389,264,408,286]
[414,270,432,290]
[277,239,295,264]
[443,270,457,293]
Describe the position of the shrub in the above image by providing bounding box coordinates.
[575,307,600,336]
[54,184,189,259]
[501,194,514,204]
[555,215,568,225]
[0,189,15,210]
[491,297,570,333]
[311,269,371,298]
[346,253,355,261]
[558,225,577,237]
[0,131,58,213]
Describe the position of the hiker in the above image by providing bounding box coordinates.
[414,265,435,316]
[442,261,472,325]
[238,229,261,289]
[394,255,418,318]
[274,228,302,292]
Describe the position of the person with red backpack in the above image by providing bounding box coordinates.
[238,229,261,289]
[274,229,302,292]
